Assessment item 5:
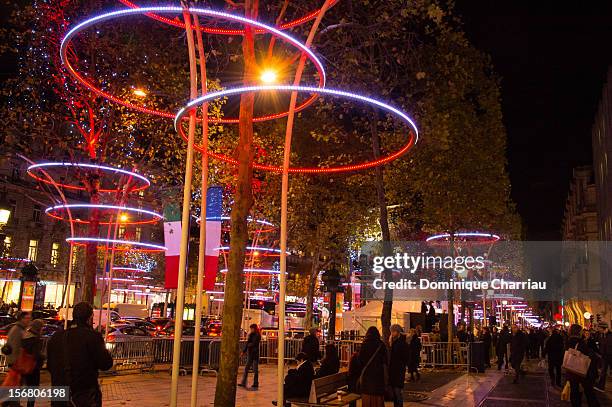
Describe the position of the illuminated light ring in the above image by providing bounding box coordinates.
[98,277,135,282]
[66,237,167,252]
[175,86,419,174]
[28,162,150,193]
[112,267,148,273]
[220,268,280,275]
[215,246,288,255]
[425,232,501,243]
[60,6,326,126]
[195,215,276,233]
[46,204,163,225]
[117,0,339,35]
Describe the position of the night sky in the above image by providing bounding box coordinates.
[455,1,612,239]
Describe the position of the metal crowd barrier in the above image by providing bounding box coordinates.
[106,339,155,373]
[0,337,471,375]
[420,341,470,371]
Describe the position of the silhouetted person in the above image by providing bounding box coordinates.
[47,302,113,407]
[315,343,340,378]
[239,323,261,389]
[301,328,321,363]
[544,327,564,387]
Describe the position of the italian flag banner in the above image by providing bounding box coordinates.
[204,186,223,291]
[163,204,181,289]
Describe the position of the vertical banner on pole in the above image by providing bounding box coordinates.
[163,204,182,289]
[204,186,222,290]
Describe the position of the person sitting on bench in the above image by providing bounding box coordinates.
[315,344,340,379]
[285,352,315,401]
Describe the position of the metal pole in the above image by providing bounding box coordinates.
[277,3,332,402]
[169,8,198,407]
[190,12,209,407]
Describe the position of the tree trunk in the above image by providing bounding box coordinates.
[213,1,257,406]
[82,174,100,304]
[370,115,392,342]
[305,242,321,331]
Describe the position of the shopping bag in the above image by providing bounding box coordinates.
[561,381,570,401]
[562,343,591,377]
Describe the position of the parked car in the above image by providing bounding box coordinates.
[156,320,207,338]
[148,317,171,332]
[104,324,152,342]
[115,318,156,334]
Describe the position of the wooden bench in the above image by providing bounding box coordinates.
[287,372,361,406]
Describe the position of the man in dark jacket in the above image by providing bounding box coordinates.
[47,302,113,407]
[239,323,261,389]
[301,328,320,363]
[544,327,564,387]
[597,327,612,390]
[284,352,315,401]
[510,325,527,383]
[388,324,409,407]
[497,325,510,370]
[480,327,492,368]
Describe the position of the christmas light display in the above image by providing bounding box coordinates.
[45,204,163,225]
[27,162,150,192]
[66,237,166,252]
[426,232,501,244]
[175,85,418,173]
[60,6,326,123]
[117,0,340,35]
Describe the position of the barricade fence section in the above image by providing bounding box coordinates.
[0,338,471,374]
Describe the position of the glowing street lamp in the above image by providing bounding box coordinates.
[119,213,129,223]
[0,195,10,226]
[133,88,147,97]
[260,69,278,84]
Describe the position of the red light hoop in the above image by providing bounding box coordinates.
[175,86,419,174]
[60,7,326,126]
[117,0,340,35]
[27,162,150,193]
[46,204,163,226]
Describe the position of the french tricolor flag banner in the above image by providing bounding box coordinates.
[203,186,223,291]
[163,204,182,289]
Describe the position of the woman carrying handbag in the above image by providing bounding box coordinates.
[356,326,388,407]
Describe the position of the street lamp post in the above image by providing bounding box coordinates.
[321,265,342,341]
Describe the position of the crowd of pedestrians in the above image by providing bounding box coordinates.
[1,302,113,407]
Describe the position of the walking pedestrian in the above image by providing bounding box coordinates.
[543,326,564,387]
[5,311,32,370]
[509,325,527,383]
[407,328,422,382]
[47,302,113,407]
[388,324,409,407]
[315,343,340,378]
[301,327,321,363]
[239,323,261,389]
[596,326,611,390]
[497,325,510,370]
[566,324,600,407]
[357,326,387,407]
[22,319,45,407]
[480,326,492,368]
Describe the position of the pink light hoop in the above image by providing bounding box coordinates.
[175,85,419,174]
[60,7,326,126]
[27,162,150,193]
[46,204,163,225]
[116,0,340,36]
[66,237,167,252]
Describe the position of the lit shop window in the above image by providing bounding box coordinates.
[51,242,60,267]
[28,239,39,262]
